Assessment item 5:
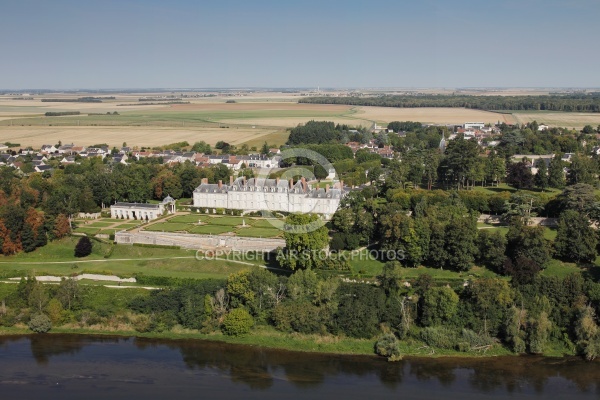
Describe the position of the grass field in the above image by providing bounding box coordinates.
[142,215,283,238]
[0,237,266,280]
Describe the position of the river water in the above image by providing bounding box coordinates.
[0,335,598,399]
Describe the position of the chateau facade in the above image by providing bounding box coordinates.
[193,176,344,218]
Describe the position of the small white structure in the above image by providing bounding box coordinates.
[464,122,485,130]
[110,196,176,221]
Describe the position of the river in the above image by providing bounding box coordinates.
[0,335,598,399]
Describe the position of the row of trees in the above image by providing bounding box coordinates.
[300,94,600,112]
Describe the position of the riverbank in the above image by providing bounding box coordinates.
[0,324,519,359]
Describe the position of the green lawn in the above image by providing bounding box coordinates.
[541,259,580,278]
[189,225,235,235]
[203,216,247,226]
[472,184,562,197]
[73,227,102,235]
[0,237,265,280]
[84,221,117,228]
[145,222,193,232]
[249,218,281,229]
[168,214,207,223]
[544,227,558,241]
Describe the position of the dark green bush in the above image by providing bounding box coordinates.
[28,313,52,333]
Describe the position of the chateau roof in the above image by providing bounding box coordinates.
[112,202,160,209]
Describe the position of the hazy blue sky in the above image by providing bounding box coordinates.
[1,0,599,89]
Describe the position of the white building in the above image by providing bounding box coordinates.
[110,196,176,221]
[193,176,344,219]
[464,122,485,130]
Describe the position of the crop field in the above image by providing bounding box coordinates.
[511,111,600,129]
[353,106,517,125]
[2,93,599,149]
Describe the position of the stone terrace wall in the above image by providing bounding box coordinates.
[115,231,285,252]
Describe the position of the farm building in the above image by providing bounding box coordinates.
[110,196,176,221]
[193,176,344,218]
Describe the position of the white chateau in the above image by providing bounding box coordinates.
[193,176,345,218]
[110,196,176,221]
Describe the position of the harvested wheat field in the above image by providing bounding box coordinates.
[169,102,352,112]
[353,107,516,125]
[0,126,283,148]
[511,112,600,129]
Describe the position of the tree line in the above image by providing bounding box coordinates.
[300,94,600,112]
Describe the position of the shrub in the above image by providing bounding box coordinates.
[222,308,254,336]
[74,236,93,257]
[375,333,402,361]
[133,314,152,332]
[419,326,459,349]
[28,313,52,333]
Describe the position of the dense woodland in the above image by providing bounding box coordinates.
[300,94,600,112]
[1,120,600,359]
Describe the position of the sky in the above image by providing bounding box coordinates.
[1,0,599,89]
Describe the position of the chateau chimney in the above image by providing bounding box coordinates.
[325,184,330,193]
[289,178,294,189]
[340,180,344,190]
[276,177,280,185]
[230,175,234,186]
[218,180,222,189]
[201,178,208,185]
[301,177,307,192]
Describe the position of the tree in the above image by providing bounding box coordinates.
[548,155,566,189]
[57,278,81,310]
[582,125,595,134]
[52,214,71,239]
[191,141,212,154]
[503,256,541,286]
[379,211,424,267]
[443,137,480,189]
[567,154,596,185]
[476,230,507,273]
[442,214,478,271]
[506,161,533,189]
[221,308,254,336]
[469,277,513,335]
[21,223,37,253]
[505,218,551,269]
[277,214,329,270]
[554,210,597,263]
[574,305,600,361]
[534,159,548,191]
[421,286,459,326]
[423,149,440,190]
[28,282,49,313]
[261,141,270,155]
[487,152,506,187]
[335,283,386,338]
[557,183,596,213]
[74,236,93,257]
